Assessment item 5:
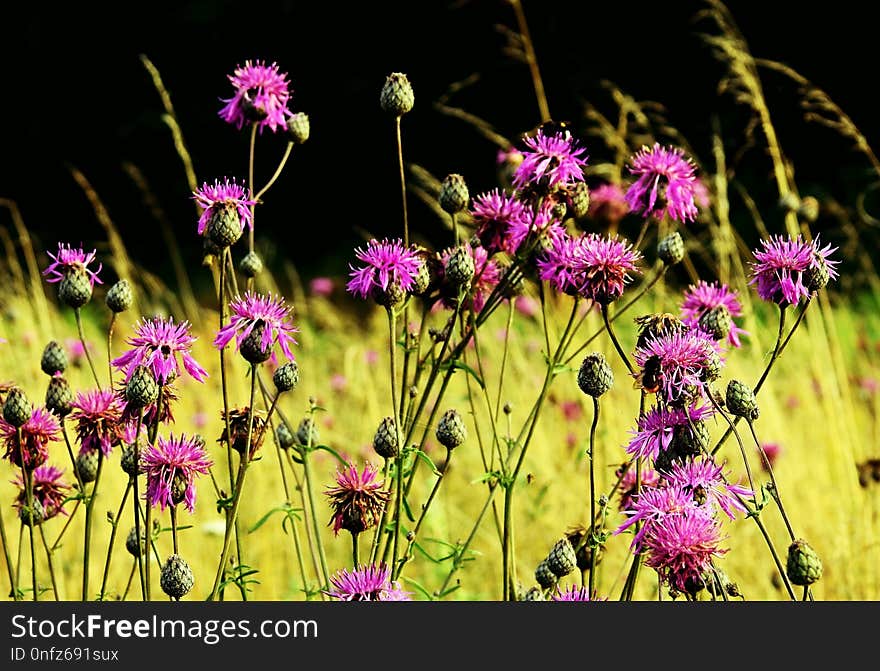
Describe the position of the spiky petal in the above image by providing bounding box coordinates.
[513,130,588,190]
[749,234,839,306]
[112,317,208,386]
[214,292,299,361]
[325,563,411,601]
[193,178,257,236]
[42,243,103,287]
[624,144,699,223]
[0,407,61,469]
[680,281,749,348]
[324,462,391,535]
[13,465,71,520]
[218,60,294,133]
[141,433,213,513]
[69,389,124,456]
[346,239,422,300]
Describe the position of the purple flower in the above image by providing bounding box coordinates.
[550,585,600,601]
[749,234,839,306]
[588,183,630,224]
[439,244,501,313]
[573,233,642,304]
[142,433,213,513]
[325,563,411,601]
[537,231,583,296]
[660,458,752,520]
[324,461,390,535]
[219,60,293,133]
[617,464,661,512]
[625,404,714,462]
[642,510,728,592]
[624,144,699,223]
[634,327,722,403]
[614,483,700,550]
[113,317,208,386]
[346,239,422,300]
[680,281,748,348]
[193,178,257,236]
[42,243,103,287]
[309,277,335,297]
[470,189,530,255]
[13,465,71,521]
[513,130,588,191]
[70,389,124,456]
[506,203,565,255]
[1,407,61,469]
[214,292,299,362]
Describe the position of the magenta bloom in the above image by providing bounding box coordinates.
[142,433,213,513]
[588,183,630,224]
[660,459,752,521]
[70,389,124,456]
[113,317,208,386]
[42,243,103,287]
[537,231,584,296]
[324,461,391,535]
[625,404,714,462]
[470,189,530,255]
[325,563,411,601]
[13,465,71,521]
[634,327,722,403]
[440,244,501,312]
[219,60,293,133]
[506,203,565,255]
[193,178,257,236]
[614,483,701,550]
[309,277,335,297]
[749,234,839,306]
[513,130,588,191]
[759,442,782,471]
[1,407,61,470]
[551,585,597,602]
[346,238,422,300]
[624,144,699,223]
[618,465,661,512]
[214,292,299,361]
[642,511,728,592]
[573,233,642,304]
[680,281,749,348]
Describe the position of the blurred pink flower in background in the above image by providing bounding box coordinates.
[559,400,582,423]
[331,373,348,392]
[759,442,782,471]
[365,350,378,366]
[515,296,538,318]
[310,277,335,297]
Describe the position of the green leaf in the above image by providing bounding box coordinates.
[400,576,434,601]
[314,444,349,466]
[403,495,416,523]
[436,583,461,599]
[415,449,441,477]
[248,504,300,534]
[439,359,485,389]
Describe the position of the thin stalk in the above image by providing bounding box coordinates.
[588,396,600,598]
[254,142,293,202]
[301,444,331,590]
[170,506,179,555]
[99,479,132,600]
[21,458,38,601]
[37,524,58,601]
[395,116,409,246]
[632,218,651,251]
[0,501,17,600]
[247,122,258,257]
[75,308,102,389]
[387,308,405,573]
[747,420,796,540]
[81,449,105,600]
[61,421,85,494]
[132,409,146,600]
[144,492,152,600]
[351,532,359,569]
[121,560,137,601]
[601,304,635,375]
[107,312,117,388]
[369,458,392,566]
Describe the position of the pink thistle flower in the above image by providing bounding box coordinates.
[470,189,530,255]
[214,292,299,362]
[192,178,256,236]
[346,238,422,300]
[513,130,588,191]
[758,442,782,471]
[551,585,604,601]
[624,143,699,223]
[660,458,752,520]
[514,295,539,318]
[324,462,391,536]
[506,202,565,255]
[559,400,582,423]
[325,563,411,601]
[749,234,839,306]
[69,389,124,456]
[536,231,584,296]
[142,433,213,513]
[1,407,61,470]
[330,374,348,393]
[309,277,335,297]
[364,350,379,366]
[65,338,91,367]
[642,511,728,592]
[633,328,722,403]
[42,243,103,287]
[587,183,630,224]
[219,60,293,133]
[618,464,661,512]
[625,404,714,462]
[573,233,642,304]
[113,317,208,386]
[118,381,178,429]
[439,245,501,312]
[13,465,71,521]
[614,483,701,550]
[680,281,749,348]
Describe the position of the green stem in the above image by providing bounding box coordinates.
[99,478,132,600]
[21,459,38,601]
[601,303,634,375]
[588,396,599,599]
[301,443,331,590]
[254,142,293,202]
[107,312,117,389]
[395,116,409,246]
[747,420,797,541]
[82,449,105,600]
[0,497,17,600]
[352,532,360,569]
[75,307,102,390]
[38,524,58,601]
[132,409,146,600]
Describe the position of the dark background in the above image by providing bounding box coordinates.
[2,1,877,299]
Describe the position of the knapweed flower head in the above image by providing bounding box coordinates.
[625,404,714,462]
[661,458,752,521]
[214,292,299,363]
[615,483,703,551]
[324,461,391,535]
[118,381,178,431]
[439,244,501,312]
[505,202,566,255]
[218,406,267,458]
[1,407,61,470]
[113,317,208,386]
[618,464,660,512]
[219,59,293,133]
[680,281,748,348]
[642,509,728,592]
[346,238,422,301]
[587,183,630,225]
[470,189,530,255]
[573,233,642,304]
[13,465,71,521]
[536,231,584,296]
[325,563,411,601]
[634,327,723,403]
[142,433,213,513]
[625,143,699,223]
[550,585,603,601]
[193,178,256,236]
[42,243,103,287]
[749,234,839,306]
[70,389,124,457]
[513,129,588,191]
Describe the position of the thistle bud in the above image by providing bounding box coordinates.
[239,251,263,278]
[273,361,300,393]
[3,387,31,428]
[125,365,160,409]
[786,538,823,586]
[206,204,243,249]
[577,352,614,398]
[373,416,399,459]
[380,73,414,116]
[534,560,557,590]
[569,182,591,220]
[435,409,467,449]
[725,379,759,421]
[546,538,577,577]
[45,376,73,417]
[41,341,68,376]
[439,174,469,214]
[698,305,732,341]
[105,279,133,313]
[657,232,685,266]
[445,245,475,288]
[160,554,195,600]
[286,112,310,144]
[58,267,93,308]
